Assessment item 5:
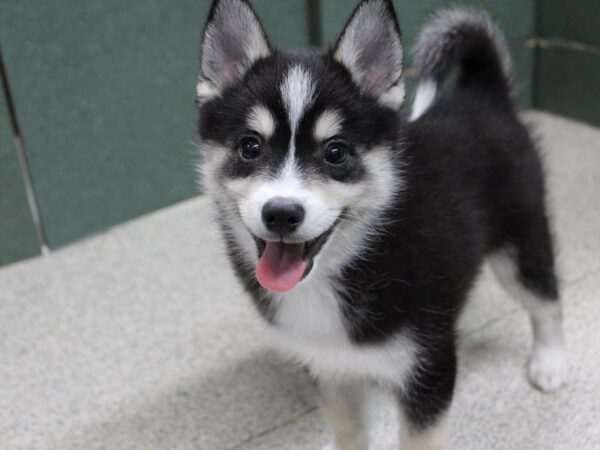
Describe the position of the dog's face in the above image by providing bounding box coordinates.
[197,0,405,292]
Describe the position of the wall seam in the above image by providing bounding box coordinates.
[0,46,49,254]
[306,0,323,48]
[532,0,542,108]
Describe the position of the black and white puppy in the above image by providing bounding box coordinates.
[196,1,569,448]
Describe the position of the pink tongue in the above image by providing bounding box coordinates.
[256,241,307,292]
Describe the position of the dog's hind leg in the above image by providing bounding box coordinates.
[489,214,568,391]
[318,379,370,450]
[397,338,456,450]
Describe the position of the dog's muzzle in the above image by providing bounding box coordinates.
[253,219,339,293]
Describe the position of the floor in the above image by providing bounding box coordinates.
[1,111,599,450]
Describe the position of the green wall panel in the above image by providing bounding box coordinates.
[0,1,209,248]
[319,0,535,106]
[253,0,312,49]
[535,0,600,124]
[536,47,600,127]
[0,87,40,266]
[539,0,600,46]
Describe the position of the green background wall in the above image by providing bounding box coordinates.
[535,0,600,125]
[0,1,211,250]
[0,0,598,267]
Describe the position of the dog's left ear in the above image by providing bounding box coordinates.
[333,0,404,109]
[197,0,271,102]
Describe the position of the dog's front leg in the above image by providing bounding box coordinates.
[396,339,456,450]
[318,379,370,450]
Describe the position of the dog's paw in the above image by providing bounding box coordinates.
[321,444,334,450]
[528,345,569,392]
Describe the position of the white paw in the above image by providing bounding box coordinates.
[321,444,334,450]
[528,345,569,392]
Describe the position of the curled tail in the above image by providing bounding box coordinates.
[410,7,512,121]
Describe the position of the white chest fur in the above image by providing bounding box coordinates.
[263,273,419,386]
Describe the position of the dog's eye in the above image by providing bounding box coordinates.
[324,141,349,165]
[239,135,261,160]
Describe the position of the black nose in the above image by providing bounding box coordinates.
[262,197,305,235]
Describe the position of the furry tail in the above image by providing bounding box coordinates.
[410,7,512,121]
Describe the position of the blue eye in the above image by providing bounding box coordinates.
[324,141,349,165]
[239,135,261,160]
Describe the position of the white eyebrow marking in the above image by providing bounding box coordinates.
[280,64,316,152]
[247,104,276,138]
[314,109,344,141]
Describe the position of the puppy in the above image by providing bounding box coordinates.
[196,1,568,448]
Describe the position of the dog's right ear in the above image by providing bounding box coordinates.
[197,0,271,102]
[333,0,405,109]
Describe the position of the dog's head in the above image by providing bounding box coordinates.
[197,0,405,293]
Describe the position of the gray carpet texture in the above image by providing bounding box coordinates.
[1,111,599,450]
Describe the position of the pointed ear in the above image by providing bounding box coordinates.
[333,0,405,109]
[197,0,271,101]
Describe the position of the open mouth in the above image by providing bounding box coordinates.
[253,224,337,293]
